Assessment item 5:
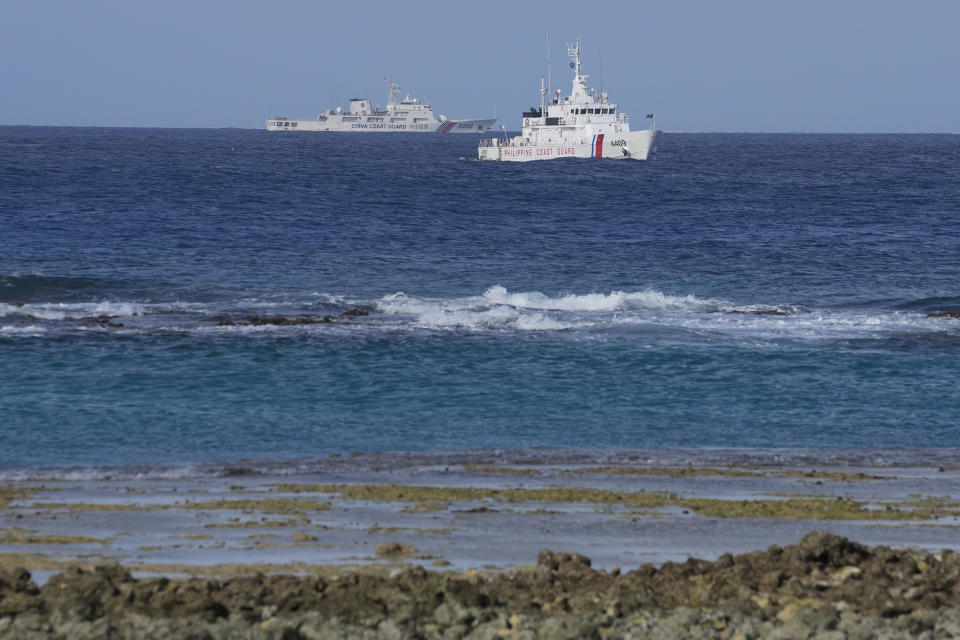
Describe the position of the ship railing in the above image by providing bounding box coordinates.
[478,138,500,148]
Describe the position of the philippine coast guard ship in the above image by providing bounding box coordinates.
[267,80,496,133]
[477,38,659,161]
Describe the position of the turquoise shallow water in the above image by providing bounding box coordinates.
[2,127,960,474]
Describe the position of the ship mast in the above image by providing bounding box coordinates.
[546,33,551,104]
[540,75,546,116]
[567,36,582,79]
[566,35,590,103]
[385,77,400,105]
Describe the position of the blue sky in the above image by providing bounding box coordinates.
[2,0,958,132]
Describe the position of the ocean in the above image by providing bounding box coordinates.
[2,126,959,478]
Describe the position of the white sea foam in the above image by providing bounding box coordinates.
[627,307,952,343]
[3,286,954,343]
[376,289,588,331]
[481,285,713,312]
[0,464,211,482]
[370,286,960,340]
[0,324,46,335]
[513,312,581,331]
[4,301,150,321]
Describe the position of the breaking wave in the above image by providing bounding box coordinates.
[481,285,710,312]
[2,284,958,344]
[373,286,734,331]
[1,301,149,321]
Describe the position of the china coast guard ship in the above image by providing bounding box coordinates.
[477,38,659,161]
[267,80,496,133]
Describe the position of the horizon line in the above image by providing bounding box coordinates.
[2,124,957,135]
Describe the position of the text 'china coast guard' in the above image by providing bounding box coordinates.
[478,37,659,161]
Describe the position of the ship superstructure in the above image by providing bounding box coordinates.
[477,38,659,161]
[267,80,496,133]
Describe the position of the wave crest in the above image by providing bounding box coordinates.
[372,286,723,332]
[481,285,712,312]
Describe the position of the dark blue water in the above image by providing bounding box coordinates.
[2,127,960,476]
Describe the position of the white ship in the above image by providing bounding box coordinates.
[478,38,659,161]
[267,80,496,133]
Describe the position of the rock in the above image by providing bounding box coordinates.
[786,531,870,567]
[4,535,960,637]
[339,308,369,317]
[605,579,658,614]
[222,315,337,326]
[831,565,861,584]
[928,311,960,319]
[376,618,403,640]
[293,533,318,542]
[374,541,418,557]
[534,615,601,639]
[0,567,37,595]
[717,308,790,316]
[80,315,118,326]
[433,602,470,626]
[537,550,592,572]
[42,567,118,622]
[245,315,332,326]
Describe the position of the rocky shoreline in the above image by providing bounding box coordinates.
[3,532,960,639]
[4,455,960,637]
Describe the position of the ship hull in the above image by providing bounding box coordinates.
[478,129,659,162]
[267,117,496,133]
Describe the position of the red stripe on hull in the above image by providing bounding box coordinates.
[594,134,604,157]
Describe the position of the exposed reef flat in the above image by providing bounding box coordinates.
[2,452,960,636]
[4,533,960,638]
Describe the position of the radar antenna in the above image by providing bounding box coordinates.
[565,35,589,102]
[566,36,582,78]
